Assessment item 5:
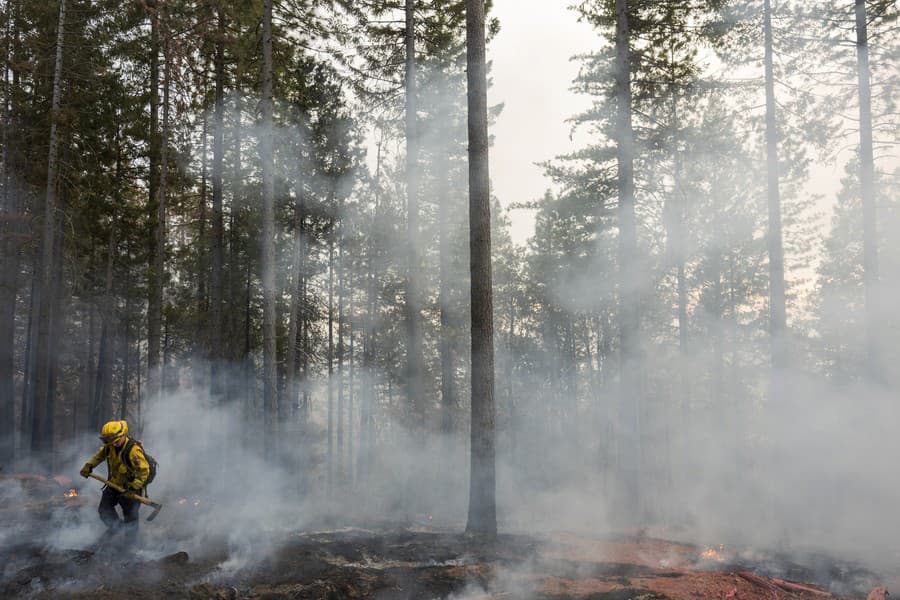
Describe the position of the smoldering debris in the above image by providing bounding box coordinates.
[0,527,891,599]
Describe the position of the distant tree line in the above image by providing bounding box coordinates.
[0,0,897,528]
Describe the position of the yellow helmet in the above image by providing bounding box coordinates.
[100,420,128,444]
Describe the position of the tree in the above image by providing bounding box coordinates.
[261,0,277,453]
[146,0,163,406]
[465,0,496,537]
[0,0,21,464]
[404,0,424,430]
[210,4,226,400]
[30,0,67,462]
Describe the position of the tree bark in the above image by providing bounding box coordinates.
[94,202,117,429]
[0,225,16,462]
[404,0,423,426]
[437,124,455,435]
[286,193,304,420]
[197,101,208,366]
[261,0,278,455]
[120,270,132,421]
[31,0,67,462]
[0,0,19,463]
[210,6,225,401]
[614,0,641,513]
[327,223,335,491]
[348,272,355,484]
[156,34,170,395]
[337,231,345,482]
[465,0,496,537]
[21,269,36,452]
[229,85,244,373]
[146,2,162,406]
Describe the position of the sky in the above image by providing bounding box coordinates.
[488,1,597,246]
[485,2,897,252]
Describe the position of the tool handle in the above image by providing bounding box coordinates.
[87,472,162,509]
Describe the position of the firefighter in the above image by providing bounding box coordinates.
[79,420,150,541]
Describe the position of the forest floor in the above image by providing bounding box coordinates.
[0,474,893,600]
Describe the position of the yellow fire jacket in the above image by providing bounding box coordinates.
[85,437,150,491]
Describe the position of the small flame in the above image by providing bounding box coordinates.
[178,498,187,505]
[64,489,78,498]
[701,544,726,562]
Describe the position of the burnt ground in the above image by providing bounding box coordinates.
[0,475,893,599]
[1,526,891,600]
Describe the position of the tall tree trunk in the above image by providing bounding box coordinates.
[87,303,98,425]
[348,273,355,485]
[327,226,335,491]
[94,136,123,429]
[0,0,19,463]
[210,7,225,401]
[286,193,304,421]
[94,206,117,429]
[438,128,455,435]
[359,141,382,486]
[21,269,36,452]
[146,3,162,406]
[229,87,244,369]
[32,0,66,463]
[763,0,787,370]
[156,35,171,396]
[197,102,208,366]
[337,231,345,482]
[465,0,496,537]
[614,0,641,512]
[43,195,66,468]
[243,259,252,437]
[505,297,516,459]
[261,0,277,454]
[855,0,880,380]
[120,271,132,420]
[299,199,309,423]
[404,0,423,425]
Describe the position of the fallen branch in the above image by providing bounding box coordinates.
[738,571,784,599]
[771,577,832,597]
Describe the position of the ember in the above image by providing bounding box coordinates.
[63,489,78,498]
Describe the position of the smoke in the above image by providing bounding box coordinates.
[2,6,899,596]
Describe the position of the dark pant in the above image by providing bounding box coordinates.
[98,486,140,541]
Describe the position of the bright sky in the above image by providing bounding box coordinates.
[488,1,597,245]
[482,2,897,250]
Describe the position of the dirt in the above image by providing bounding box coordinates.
[0,526,889,600]
[0,475,890,599]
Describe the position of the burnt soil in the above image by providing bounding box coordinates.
[0,475,889,599]
[0,526,888,600]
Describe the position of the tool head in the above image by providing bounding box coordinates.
[146,502,163,522]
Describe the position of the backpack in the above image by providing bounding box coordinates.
[122,438,158,488]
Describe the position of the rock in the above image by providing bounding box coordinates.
[868,587,889,600]
[190,582,238,600]
[158,551,190,565]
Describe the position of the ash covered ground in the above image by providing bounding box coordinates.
[1,474,893,600]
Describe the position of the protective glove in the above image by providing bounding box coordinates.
[79,464,92,478]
